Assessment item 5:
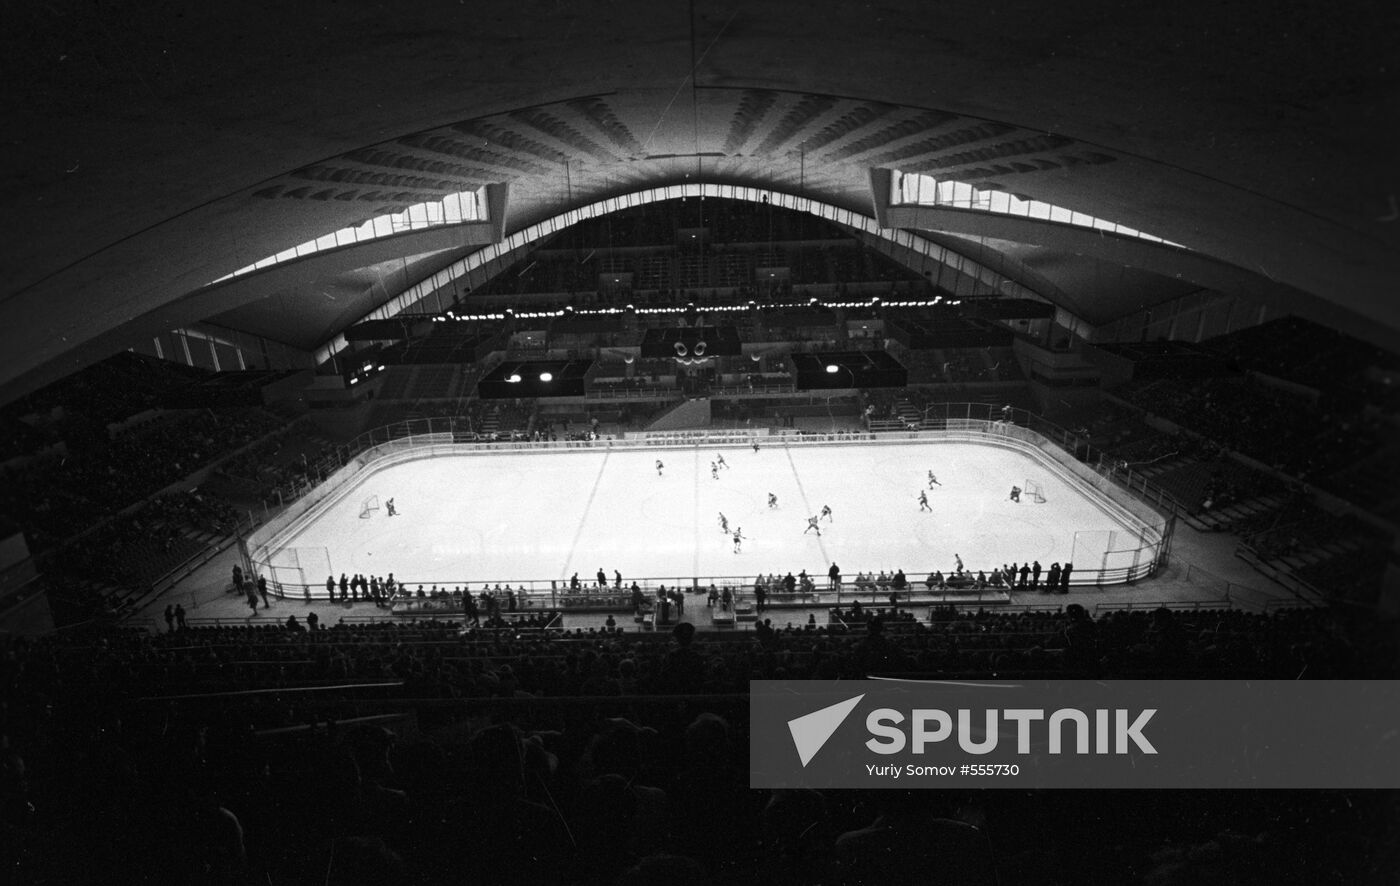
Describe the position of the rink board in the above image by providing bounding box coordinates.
[265,439,1155,589]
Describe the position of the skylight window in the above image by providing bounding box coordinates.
[893,172,1185,248]
[210,188,487,284]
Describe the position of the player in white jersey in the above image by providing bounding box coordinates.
[732,528,746,553]
[804,515,822,536]
[716,454,729,469]
[927,471,942,488]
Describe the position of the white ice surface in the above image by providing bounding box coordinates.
[274,441,1147,587]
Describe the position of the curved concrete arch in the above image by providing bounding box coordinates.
[314,181,1056,364]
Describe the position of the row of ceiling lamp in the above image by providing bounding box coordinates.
[431,296,960,323]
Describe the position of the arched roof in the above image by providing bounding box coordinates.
[2,0,1396,403]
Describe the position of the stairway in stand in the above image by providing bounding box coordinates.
[1195,492,1288,532]
[893,396,922,428]
[479,405,501,436]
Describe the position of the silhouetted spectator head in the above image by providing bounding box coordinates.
[614,853,707,886]
[672,621,696,647]
[467,723,527,798]
[584,718,654,780]
[323,836,406,886]
[761,788,829,853]
[0,749,34,828]
[684,712,731,764]
[343,724,396,783]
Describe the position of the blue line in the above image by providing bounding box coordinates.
[784,441,830,564]
[560,448,611,581]
[693,445,701,578]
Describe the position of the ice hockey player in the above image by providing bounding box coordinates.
[1009,485,1021,503]
[918,490,932,512]
[656,459,664,476]
[820,504,832,522]
[716,453,729,469]
[768,493,778,509]
[718,512,729,533]
[928,471,942,488]
[732,528,746,553]
[804,515,822,536]
[385,498,397,516]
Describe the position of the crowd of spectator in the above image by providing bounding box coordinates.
[1117,375,1387,490]
[4,351,210,431]
[0,407,283,551]
[213,426,343,503]
[1207,316,1400,403]
[0,606,1395,885]
[48,491,241,589]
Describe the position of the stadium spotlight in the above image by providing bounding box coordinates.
[377,365,386,372]
[539,372,553,382]
[349,377,359,385]
[507,374,522,383]
[825,364,839,373]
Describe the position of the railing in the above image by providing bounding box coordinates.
[255,516,1155,614]
[1093,600,1234,615]
[1177,561,1309,613]
[708,382,800,396]
[1232,543,1329,608]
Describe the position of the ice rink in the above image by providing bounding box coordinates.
[270,440,1155,588]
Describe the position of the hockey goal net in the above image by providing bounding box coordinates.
[1023,480,1046,503]
[359,494,380,519]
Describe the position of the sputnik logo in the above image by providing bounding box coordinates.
[787,694,864,766]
